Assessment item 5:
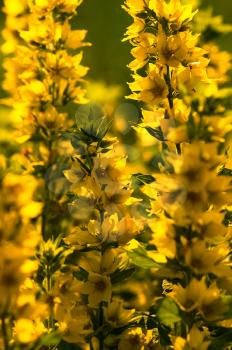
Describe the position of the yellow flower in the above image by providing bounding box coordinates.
[2,173,42,219]
[118,327,146,350]
[194,211,228,243]
[53,272,82,306]
[205,44,232,83]
[169,278,207,312]
[78,250,119,276]
[153,0,198,31]
[92,155,126,186]
[30,0,83,15]
[129,33,157,71]
[124,18,145,41]
[104,299,135,328]
[88,214,139,244]
[14,318,46,344]
[129,66,168,106]
[64,226,99,249]
[150,173,208,225]
[19,80,50,107]
[176,57,210,94]
[3,0,28,17]
[0,155,7,172]
[167,98,191,124]
[167,125,189,144]
[103,182,133,213]
[199,283,229,322]
[122,0,148,16]
[81,272,111,308]
[149,217,176,259]
[157,30,188,67]
[174,326,210,350]
[55,304,92,344]
[194,7,232,37]
[185,240,231,277]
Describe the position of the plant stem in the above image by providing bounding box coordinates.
[98,305,104,350]
[47,263,54,328]
[165,65,174,110]
[1,315,9,350]
[165,65,182,155]
[42,137,53,241]
[46,262,55,350]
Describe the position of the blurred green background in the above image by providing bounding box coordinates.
[0,0,231,94]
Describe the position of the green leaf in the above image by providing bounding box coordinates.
[157,298,181,326]
[128,246,162,269]
[111,268,136,284]
[58,340,83,350]
[73,267,89,281]
[158,324,172,346]
[146,315,157,329]
[75,103,112,141]
[132,173,155,186]
[208,329,232,350]
[39,331,61,347]
[224,210,232,226]
[145,126,166,141]
[221,295,232,319]
[219,167,232,176]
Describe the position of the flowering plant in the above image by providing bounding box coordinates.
[0,0,231,349]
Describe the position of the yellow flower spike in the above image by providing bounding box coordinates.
[124,0,232,348]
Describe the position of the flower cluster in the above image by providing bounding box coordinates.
[124,0,232,349]
[1,0,93,348]
[55,103,144,347]
[0,0,231,349]
[124,0,232,169]
[3,0,90,243]
[0,158,48,348]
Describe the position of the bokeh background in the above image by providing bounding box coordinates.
[0,0,231,97]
